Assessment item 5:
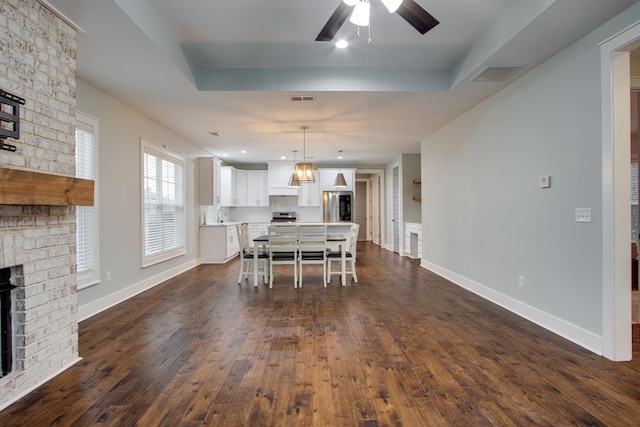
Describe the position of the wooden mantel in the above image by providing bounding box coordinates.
[0,167,94,206]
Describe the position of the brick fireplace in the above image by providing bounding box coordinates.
[0,0,81,409]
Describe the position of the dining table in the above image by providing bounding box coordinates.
[252,233,347,287]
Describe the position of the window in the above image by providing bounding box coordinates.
[75,112,100,288]
[141,139,185,267]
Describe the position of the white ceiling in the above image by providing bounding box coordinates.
[47,0,639,166]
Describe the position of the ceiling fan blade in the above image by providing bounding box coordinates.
[396,0,439,35]
[316,2,354,41]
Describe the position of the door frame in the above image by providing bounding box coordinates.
[600,20,640,361]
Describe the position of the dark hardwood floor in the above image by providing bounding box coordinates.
[1,243,639,426]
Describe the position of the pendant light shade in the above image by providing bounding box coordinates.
[288,150,301,187]
[293,126,315,183]
[334,172,348,187]
[334,150,348,187]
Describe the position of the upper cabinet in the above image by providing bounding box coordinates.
[298,172,320,206]
[220,166,238,206]
[267,162,297,196]
[220,168,268,207]
[246,170,268,207]
[319,168,356,192]
[198,157,222,205]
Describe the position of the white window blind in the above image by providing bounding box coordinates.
[141,139,185,267]
[75,112,99,288]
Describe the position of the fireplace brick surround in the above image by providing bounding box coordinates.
[0,0,80,409]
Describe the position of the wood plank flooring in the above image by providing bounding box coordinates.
[1,243,640,426]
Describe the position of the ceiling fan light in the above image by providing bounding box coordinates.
[380,0,402,13]
[349,1,370,27]
[343,0,357,5]
[334,172,348,188]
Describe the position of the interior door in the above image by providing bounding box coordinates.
[393,166,400,253]
[355,181,367,240]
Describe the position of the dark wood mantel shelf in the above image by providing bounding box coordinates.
[0,167,94,206]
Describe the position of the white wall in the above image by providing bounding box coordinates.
[76,80,206,318]
[421,4,640,350]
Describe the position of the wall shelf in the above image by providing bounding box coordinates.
[413,178,421,201]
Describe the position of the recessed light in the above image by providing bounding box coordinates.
[241,150,247,154]
[222,153,228,157]
[336,40,348,49]
[281,156,286,160]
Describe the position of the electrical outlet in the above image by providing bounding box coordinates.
[518,275,524,288]
[106,271,112,282]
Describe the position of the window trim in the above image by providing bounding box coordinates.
[75,111,100,289]
[140,138,186,268]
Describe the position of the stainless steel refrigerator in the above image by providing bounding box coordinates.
[323,191,353,222]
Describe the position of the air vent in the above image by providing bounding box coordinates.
[290,95,315,102]
[209,132,222,137]
[471,66,525,82]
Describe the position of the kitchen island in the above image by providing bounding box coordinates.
[200,222,354,264]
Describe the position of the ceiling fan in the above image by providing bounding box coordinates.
[316,0,439,42]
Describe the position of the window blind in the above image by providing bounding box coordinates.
[142,141,185,266]
[75,114,98,286]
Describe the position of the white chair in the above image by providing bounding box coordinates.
[327,223,359,284]
[236,223,269,284]
[268,225,299,288]
[297,225,328,288]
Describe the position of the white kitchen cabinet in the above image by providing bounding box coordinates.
[220,166,238,206]
[200,225,240,263]
[236,170,248,206]
[198,157,222,205]
[247,171,268,206]
[319,168,356,192]
[268,162,297,196]
[298,173,320,206]
[248,222,269,241]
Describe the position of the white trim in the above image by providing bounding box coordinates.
[75,111,100,290]
[599,20,640,361]
[78,259,199,321]
[0,357,82,412]
[421,260,603,355]
[140,138,187,268]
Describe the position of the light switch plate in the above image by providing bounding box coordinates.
[575,208,591,223]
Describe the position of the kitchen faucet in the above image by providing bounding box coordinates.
[217,207,227,223]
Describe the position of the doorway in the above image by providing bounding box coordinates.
[392,165,400,254]
[600,22,640,361]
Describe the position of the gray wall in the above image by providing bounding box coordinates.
[421,3,640,340]
[76,80,205,313]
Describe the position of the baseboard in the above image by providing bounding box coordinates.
[0,357,82,411]
[382,243,394,252]
[78,258,200,321]
[420,259,603,355]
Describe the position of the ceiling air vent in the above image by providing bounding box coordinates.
[471,66,525,82]
[290,95,315,102]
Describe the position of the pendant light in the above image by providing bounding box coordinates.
[293,125,316,183]
[334,150,348,187]
[288,150,301,187]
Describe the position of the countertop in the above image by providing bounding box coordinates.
[200,222,353,227]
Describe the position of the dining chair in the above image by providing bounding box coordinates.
[267,225,299,288]
[297,225,328,288]
[236,223,269,284]
[327,223,359,284]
